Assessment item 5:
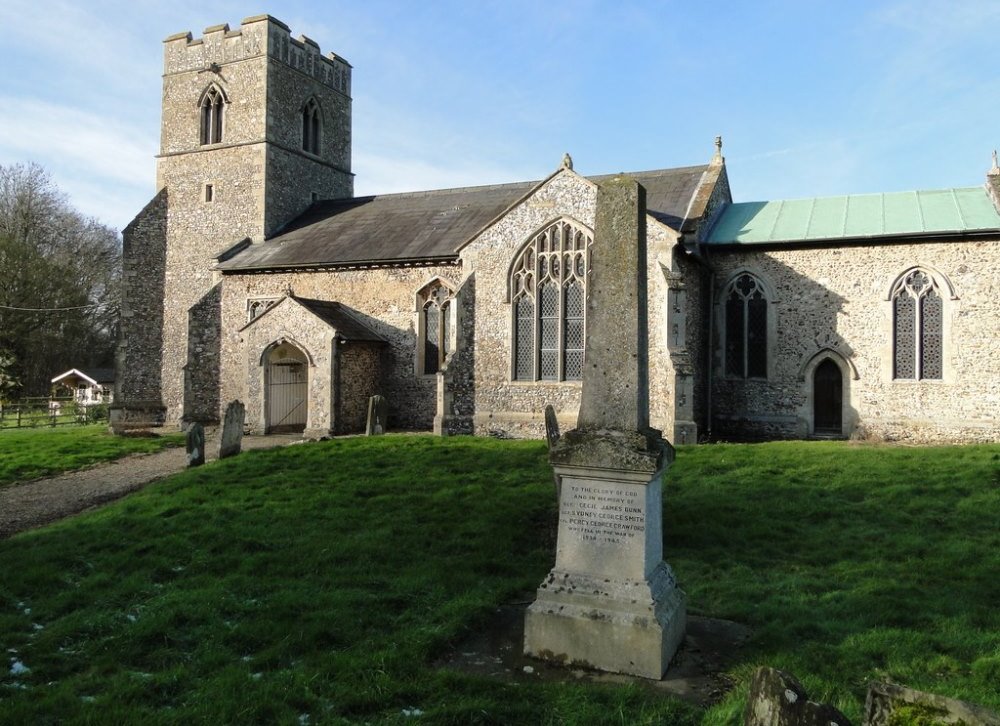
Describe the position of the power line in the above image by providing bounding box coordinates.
[0,302,107,312]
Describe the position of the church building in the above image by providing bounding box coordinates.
[113,15,1000,444]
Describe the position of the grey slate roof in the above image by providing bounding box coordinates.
[295,298,387,342]
[217,166,709,272]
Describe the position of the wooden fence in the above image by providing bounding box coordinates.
[0,397,109,429]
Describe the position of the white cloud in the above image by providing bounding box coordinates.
[0,96,156,230]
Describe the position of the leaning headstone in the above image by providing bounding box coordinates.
[865,682,1000,726]
[544,404,562,495]
[365,395,388,436]
[543,404,560,451]
[219,400,246,459]
[523,176,686,679]
[744,667,852,726]
[186,422,205,467]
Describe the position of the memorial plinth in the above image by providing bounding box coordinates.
[523,176,686,679]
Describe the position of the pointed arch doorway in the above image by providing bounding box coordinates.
[265,343,308,433]
[813,358,843,436]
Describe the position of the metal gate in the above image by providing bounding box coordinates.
[267,351,307,433]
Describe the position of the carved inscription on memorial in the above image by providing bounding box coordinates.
[562,483,644,545]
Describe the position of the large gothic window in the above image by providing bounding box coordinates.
[200,85,226,145]
[891,269,943,380]
[511,220,591,381]
[417,282,453,375]
[302,97,321,155]
[724,273,768,379]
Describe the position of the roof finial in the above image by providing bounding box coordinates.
[989,149,1000,177]
[561,152,573,171]
[712,135,724,165]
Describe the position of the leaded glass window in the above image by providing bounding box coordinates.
[892,269,943,380]
[418,282,453,375]
[510,219,591,381]
[200,85,225,145]
[723,273,768,379]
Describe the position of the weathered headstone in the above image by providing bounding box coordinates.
[544,404,562,495]
[743,667,851,726]
[219,400,246,459]
[523,176,686,679]
[865,682,1000,726]
[365,395,388,435]
[186,422,205,467]
[543,404,560,451]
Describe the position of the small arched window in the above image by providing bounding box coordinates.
[302,98,321,155]
[200,85,226,145]
[891,269,943,380]
[511,219,591,381]
[417,282,453,375]
[724,273,768,379]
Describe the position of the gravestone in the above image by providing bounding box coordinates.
[219,400,245,459]
[865,682,1000,726]
[544,404,562,495]
[523,176,687,679]
[186,422,205,467]
[543,404,560,451]
[365,395,388,435]
[744,667,851,726]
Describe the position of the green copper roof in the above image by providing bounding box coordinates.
[706,186,1000,245]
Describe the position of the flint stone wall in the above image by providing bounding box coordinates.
[220,265,460,431]
[708,240,1000,442]
[116,189,168,419]
[458,169,687,439]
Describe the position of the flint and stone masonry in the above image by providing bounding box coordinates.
[114,14,998,444]
[523,177,686,680]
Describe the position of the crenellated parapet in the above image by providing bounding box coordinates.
[163,15,351,96]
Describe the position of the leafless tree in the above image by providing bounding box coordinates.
[0,163,121,397]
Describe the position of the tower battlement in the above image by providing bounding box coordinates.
[163,15,351,97]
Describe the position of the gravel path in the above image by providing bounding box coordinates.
[0,434,301,539]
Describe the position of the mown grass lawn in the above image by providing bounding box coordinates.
[1,436,998,724]
[0,425,185,487]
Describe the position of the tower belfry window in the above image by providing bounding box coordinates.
[302,98,321,155]
[200,86,226,145]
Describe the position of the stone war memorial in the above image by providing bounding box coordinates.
[523,176,686,679]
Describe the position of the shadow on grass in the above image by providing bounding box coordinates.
[0,436,997,724]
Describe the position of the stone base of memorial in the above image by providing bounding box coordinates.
[523,429,686,680]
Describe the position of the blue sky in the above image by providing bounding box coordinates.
[1,0,998,232]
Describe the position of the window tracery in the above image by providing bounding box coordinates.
[511,219,591,381]
[302,97,321,155]
[724,273,768,379]
[200,85,226,145]
[891,269,943,380]
[418,282,453,375]
[246,297,279,323]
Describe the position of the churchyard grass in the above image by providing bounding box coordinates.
[0,425,184,487]
[1,437,998,724]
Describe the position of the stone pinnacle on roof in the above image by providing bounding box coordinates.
[561,153,573,171]
[712,135,724,165]
[989,149,1000,177]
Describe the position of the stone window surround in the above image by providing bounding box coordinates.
[246,296,280,324]
[796,348,860,438]
[714,268,777,381]
[881,264,958,384]
[198,83,228,146]
[507,216,592,383]
[301,96,322,157]
[414,276,456,377]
